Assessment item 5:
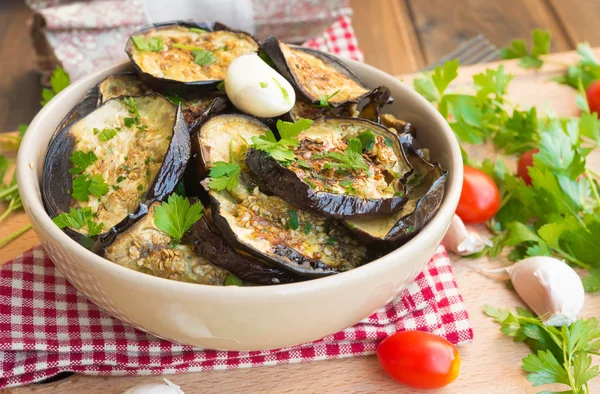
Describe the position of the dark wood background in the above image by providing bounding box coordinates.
[1,0,599,131]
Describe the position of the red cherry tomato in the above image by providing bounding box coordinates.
[377,331,461,389]
[517,149,539,185]
[455,165,500,223]
[586,80,600,115]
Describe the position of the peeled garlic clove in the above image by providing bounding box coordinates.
[225,53,295,117]
[122,378,184,394]
[507,256,584,326]
[443,214,492,256]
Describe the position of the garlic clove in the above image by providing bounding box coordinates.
[122,378,184,394]
[507,256,584,326]
[224,53,295,117]
[443,214,492,256]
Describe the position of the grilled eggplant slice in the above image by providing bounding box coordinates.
[104,203,229,285]
[262,37,371,106]
[245,117,411,219]
[43,95,190,240]
[197,114,368,277]
[381,113,417,136]
[97,72,153,103]
[126,21,259,96]
[345,136,446,248]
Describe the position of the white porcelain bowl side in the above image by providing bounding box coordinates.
[17,59,462,351]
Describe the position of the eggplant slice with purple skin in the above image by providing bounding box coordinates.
[261,37,372,106]
[245,117,412,219]
[196,114,369,277]
[43,94,190,243]
[125,21,259,96]
[101,200,297,285]
[344,134,446,250]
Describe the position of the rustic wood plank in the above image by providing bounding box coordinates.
[6,51,600,393]
[0,0,41,133]
[406,0,574,64]
[546,0,600,45]
[350,0,425,74]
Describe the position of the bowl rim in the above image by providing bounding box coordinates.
[17,58,462,295]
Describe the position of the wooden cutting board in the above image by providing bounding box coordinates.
[3,50,600,394]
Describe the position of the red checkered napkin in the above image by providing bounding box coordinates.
[0,245,472,388]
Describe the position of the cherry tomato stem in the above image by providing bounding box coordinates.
[377,331,461,389]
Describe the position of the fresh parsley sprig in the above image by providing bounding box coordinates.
[500,29,551,69]
[485,305,600,393]
[52,207,104,237]
[323,138,369,173]
[317,90,340,107]
[208,162,241,192]
[41,66,70,106]
[71,174,109,202]
[250,119,314,164]
[154,194,204,241]
[132,36,164,52]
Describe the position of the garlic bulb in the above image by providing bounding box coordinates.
[443,214,492,256]
[225,53,295,117]
[122,378,184,394]
[507,256,584,326]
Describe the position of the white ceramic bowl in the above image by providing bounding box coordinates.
[17,59,462,351]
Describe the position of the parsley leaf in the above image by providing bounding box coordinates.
[500,29,551,69]
[52,207,104,236]
[317,89,340,107]
[356,129,376,151]
[225,273,243,286]
[154,194,204,241]
[189,27,206,34]
[208,162,240,191]
[323,138,369,173]
[555,42,600,89]
[272,77,290,103]
[88,174,109,198]
[40,66,70,106]
[192,49,217,66]
[414,59,459,103]
[97,128,118,142]
[288,210,299,230]
[259,81,268,88]
[69,151,98,175]
[251,119,313,164]
[71,174,109,201]
[132,36,164,52]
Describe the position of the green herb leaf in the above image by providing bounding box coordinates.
[154,194,204,241]
[303,222,313,235]
[583,269,600,293]
[260,81,268,88]
[40,67,70,106]
[323,138,368,173]
[132,36,164,52]
[69,151,98,175]
[500,29,550,69]
[272,77,290,103]
[71,175,92,202]
[217,80,225,91]
[414,59,459,103]
[88,174,109,198]
[287,210,299,230]
[192,49,217,66]
[208,161,240,191]
[356,129,376,151]
[225,273,243,286]
[97,128,118,142]
[189,27,206,34]
[52,207,104,236]
[317,89,340,107]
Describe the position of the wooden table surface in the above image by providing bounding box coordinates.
[2,1,600,393]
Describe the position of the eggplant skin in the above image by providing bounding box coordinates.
[44,94,190,245]
[125,21,259,97]
[261,37,371,106]
[245,148,407,219]
[183,217,301,285]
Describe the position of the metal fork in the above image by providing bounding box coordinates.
[422,35,499,71]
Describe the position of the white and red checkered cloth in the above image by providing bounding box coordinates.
[0,245,472,388]
[0,14,472,389]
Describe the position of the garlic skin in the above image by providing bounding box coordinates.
[122,378,184,394]
[507,256,584,326]
[443,214,492,256]
[225,53,295,117]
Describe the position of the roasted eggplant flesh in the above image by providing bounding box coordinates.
[98,73,152,103]
[344,141,446,245]
[263,37,370,105]
[245,117,411,219]
[43,95,184,235]
[105,203,229,285]
[128,25,258,83]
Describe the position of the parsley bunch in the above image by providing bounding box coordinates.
[499,29,551,69]
[41,66,70,106]
[485,305,600,393]
[251,119,314,164]
[554,42,600,90]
